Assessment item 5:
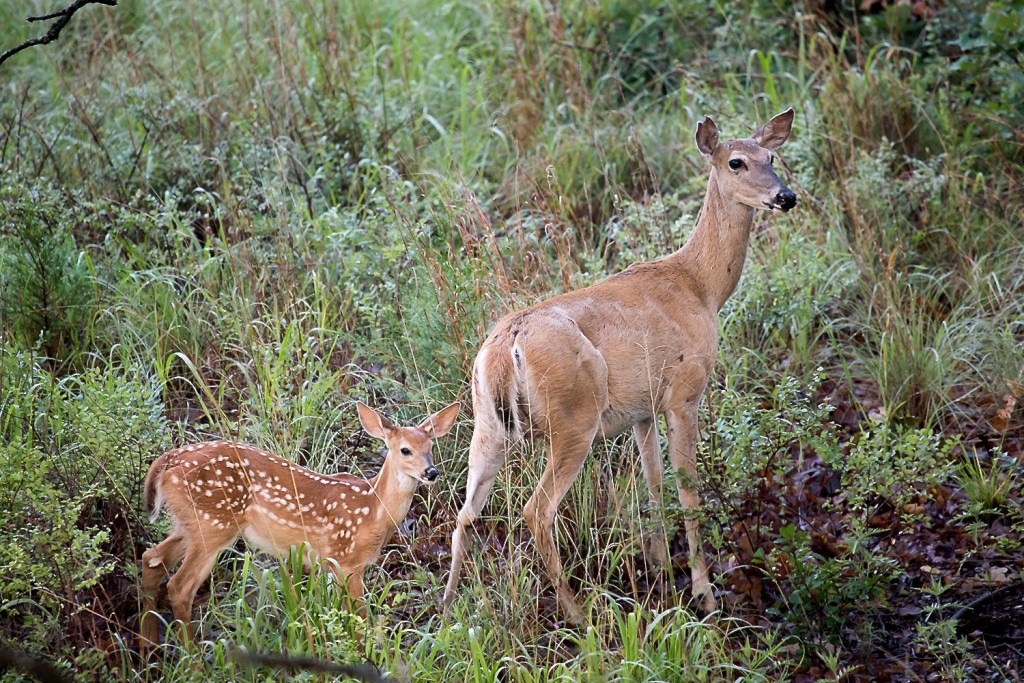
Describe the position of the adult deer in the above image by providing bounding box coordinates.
[443,109,797,621]
[140,401,460,648]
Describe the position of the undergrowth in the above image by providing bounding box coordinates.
[1,0,1022,681]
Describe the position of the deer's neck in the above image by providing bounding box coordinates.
[671,168,755,311]
[367,463,418,533]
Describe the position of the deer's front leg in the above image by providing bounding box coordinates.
[633,419,668,567]
[344,570,366,618]
[666,402,717,613]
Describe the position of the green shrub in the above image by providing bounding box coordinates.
[703,378,960,652]
[766,521,899,649]
[0,178,95,359]
[0,348,169,660]
[825,423,958,521]
[0,441,114,648]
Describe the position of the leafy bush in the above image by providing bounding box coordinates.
[0,349,168,658]
[924,1,1024,156]
[703,378,960,650]
[720,234,856,381]
[0,178,95,359]
[826,421,958,520]
[767,521,899,649]
[0,441,114,648]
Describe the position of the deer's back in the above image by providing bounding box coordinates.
[477,259,718,437]
[152,442,375,562]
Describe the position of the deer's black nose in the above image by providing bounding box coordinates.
[776,189,797,211]
[424,466,440,482]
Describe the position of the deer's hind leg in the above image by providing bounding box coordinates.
[519,324,610,623]
[523,417,600,624]
[140,533,187,649]
[444,415,508,608]
[164,527,239,646]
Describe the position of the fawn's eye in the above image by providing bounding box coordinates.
[728,158,744,170]
[400,447,412,456]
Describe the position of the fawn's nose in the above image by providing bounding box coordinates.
[424,466,440,482]
[776,189,797,211]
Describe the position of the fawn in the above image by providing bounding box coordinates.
[140,401,459,647]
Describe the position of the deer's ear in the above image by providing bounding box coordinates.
[419,402,460,438]
[356,402,395,440]
[695,116,719,157]
[752,108,794,150]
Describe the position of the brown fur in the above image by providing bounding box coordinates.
[444,110,797,621]
[138,401,459,650]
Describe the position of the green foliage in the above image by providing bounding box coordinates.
[720,233,856,382]
[825,425,957,521]
[704,378,961,651]
[764,425,958,647]
[228,551,363,660]
[0,178,95,358]
[573,0,717,98]
[0,442,114,646]
[928,1,1024,145]
[914,589,973,683]
[312,189,409,323]
[703,376,838,516]
[955,448,1022,515]
[383,602,795,682]
[0,348,168,654]
[767,522,898,648]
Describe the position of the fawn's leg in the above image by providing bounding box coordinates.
[140,533,186,649]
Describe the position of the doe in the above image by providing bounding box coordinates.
[443,109,797,621]
[140,401,460,647]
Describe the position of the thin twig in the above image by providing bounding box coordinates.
[229,648,398,683]
[0,0,118,68]
[0,648,71,683]
[950,580,1020,624]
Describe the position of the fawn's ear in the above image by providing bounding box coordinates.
[419,402,461,438]
[695,115,719,157]
[357,402,395,440]
[751,108,795,150]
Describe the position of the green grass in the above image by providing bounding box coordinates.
[1,0,1023,680]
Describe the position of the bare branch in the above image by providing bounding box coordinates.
[0,648,71,683]
[230,649,398,683]
[0,0,118,68]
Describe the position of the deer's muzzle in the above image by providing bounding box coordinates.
[775,189,797,211]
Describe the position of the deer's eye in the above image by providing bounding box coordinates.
[400,447,412,456]
[728,159,744,170]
